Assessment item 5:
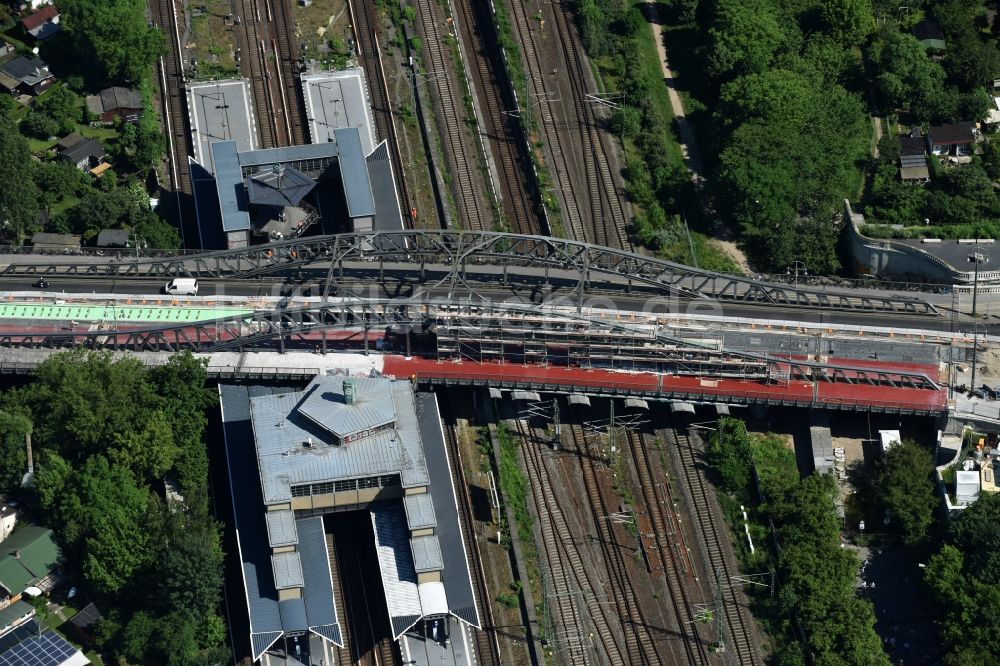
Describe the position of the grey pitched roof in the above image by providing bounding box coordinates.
[0,56,51,85]
[272,551,304,589]
[99,86,142,111]
[297,516,344,646]
[336,127,375,218]
[237,142,340,168]
[403,493,437,530]
[245,165,316,207]
[212,141,250,232]
[265,510,298,547]
[220,384,298,661]
[59,138,105,163]
[370,505,424,638]
[899,136,925,157]
[929,122,976,145]
[367,140,404,231]
[277,599,307,632]
[410,535,443,572]
[297,376,397,439]
[415,392,481,629]
[249,375,429,504]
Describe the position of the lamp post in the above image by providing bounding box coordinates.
[786,261,807,289]
[131,232,147,262]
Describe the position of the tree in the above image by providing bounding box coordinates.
[0,116,41,241]
[950,491,1000,573]
[944,33,1000,90]
[59,0,164,86]
[0,411,31,493]
[158,525,224,619]
[33,160,92,209]
[875,440,937,545]
[33,86,82,135]
[709,0,786,79]
[870,32,950,121]
[821,0,876,47]
[707,417,752,493]
[21,112,60,139]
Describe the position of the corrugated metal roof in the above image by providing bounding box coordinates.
[414,392,481,629]
[297,516,344,647]
[371,505,422,638]
[410,535,443,572]
[245,165,316,207]
[297,376,397,439]
[238,142,340,168]
[403,493,437,530]
[0,600,32,630]
[265,510,298,547]
[278,598,308,632]
[221,384,298,660]
[335,127,375,218]
[367,140,404,232]
[418,581,448,616]
[302,69,375,154]
[249,376,429,504]
[272,551,304,589]
[212,141,250,232]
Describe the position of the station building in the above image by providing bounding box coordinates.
[220,375,480,664]
[189,68,402,249]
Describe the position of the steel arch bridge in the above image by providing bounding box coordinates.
[0,298,942,391]
[0,231,938,314]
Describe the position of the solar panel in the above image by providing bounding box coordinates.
[0,630,78,666]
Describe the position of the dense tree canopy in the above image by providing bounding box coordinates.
[706,418,889,665]
[0,117,41,242]
[0,351,226,665]
[875,440,937,545]
[58,0,164,86]
[925,493,1000,664]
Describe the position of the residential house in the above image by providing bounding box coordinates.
[0,56,54,96]
[0,499,16,544]
[0,525,60,610]
[0,600,34,639]
[56,133,107,171]
[899,136,930,182]
[927,122,979,162]
[912,19,946,51]
[85,86,142,123]
[20,3,60,40]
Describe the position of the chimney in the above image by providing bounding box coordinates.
[13,549,20,559]
[343,378,356,405]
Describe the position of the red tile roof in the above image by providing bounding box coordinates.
[21,4,58,32]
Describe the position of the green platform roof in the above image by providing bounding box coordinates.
[0,526,60,597]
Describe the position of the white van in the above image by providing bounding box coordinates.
[163,278,199,295]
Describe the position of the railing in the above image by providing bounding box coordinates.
[413,369,948,413]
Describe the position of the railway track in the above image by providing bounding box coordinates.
[149,0,196,246]
[452,0,542,234]
[566,423,660,665]
[503,0,630,248]
[325,529,354,666]
[236,0,279,148]
[625,429,712,665]
[441,420,503,666]
[411,0,494,231]
[347,0,412,223]
[267,0,307,145]
[513,419,596,665]
[667,421,759,665]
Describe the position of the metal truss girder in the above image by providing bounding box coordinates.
[2,231,937,314]
[0,298,943,391]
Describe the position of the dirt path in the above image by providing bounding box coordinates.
[647,5,704,187]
